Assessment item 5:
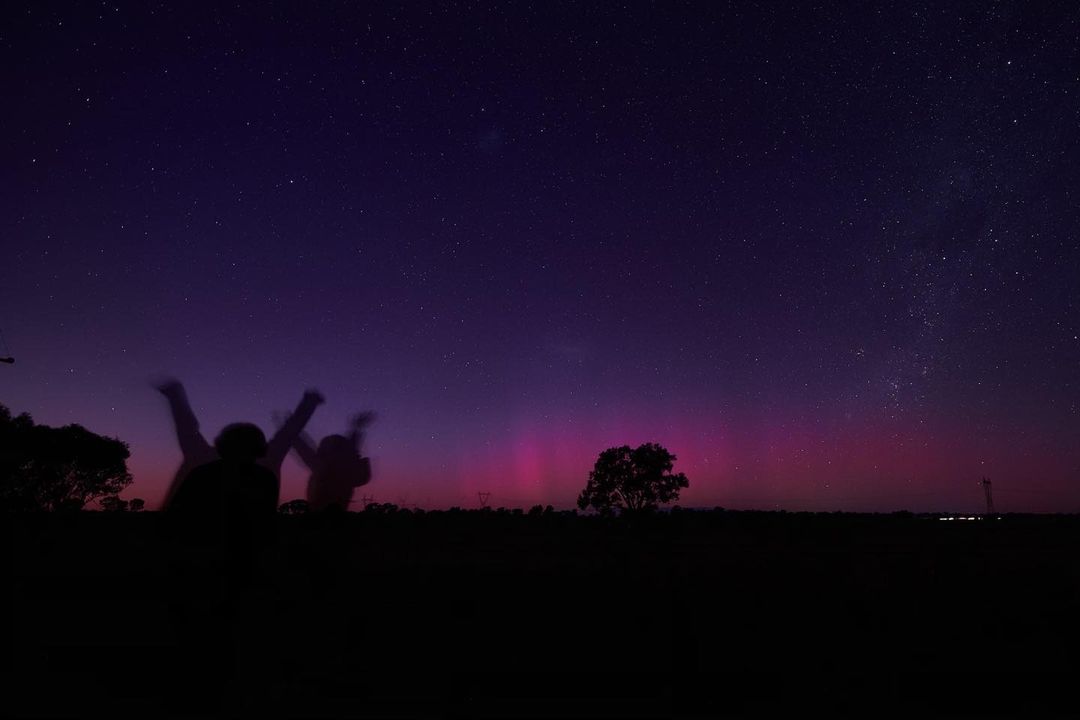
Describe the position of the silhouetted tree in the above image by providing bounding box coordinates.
[0,403,132,511]
[577,443,689,513]
[279,498,310,515]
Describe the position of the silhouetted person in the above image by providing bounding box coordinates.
[156,379,325,508]
[274,412,376,682]
[170,423,276,511]
[164,423,282,711]
[169,422,283,575]
[276,411,374,511]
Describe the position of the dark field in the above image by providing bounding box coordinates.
[7,510,1080,717]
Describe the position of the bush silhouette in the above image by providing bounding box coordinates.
[279,498,310,515]
[577,443,689,513]
[0,403,131,511]
[98,495,145,512]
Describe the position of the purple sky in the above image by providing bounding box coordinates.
[2,2,1079,512]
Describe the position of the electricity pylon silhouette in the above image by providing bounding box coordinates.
[478,491,491,509]
[981,477,995,515]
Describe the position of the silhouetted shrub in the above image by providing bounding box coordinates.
[99,496,129,512]
[279,499,310,515]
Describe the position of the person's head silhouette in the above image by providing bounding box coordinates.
[214,423,268,463]
[317,434,358,464]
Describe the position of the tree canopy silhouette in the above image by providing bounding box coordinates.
[0,403,132,511]
[577,443,689,513]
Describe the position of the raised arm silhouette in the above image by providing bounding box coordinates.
[263,390,326,503]
[156,379,215,508]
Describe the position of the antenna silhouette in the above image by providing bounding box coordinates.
[981,477,995,515]
[477,491,491,509]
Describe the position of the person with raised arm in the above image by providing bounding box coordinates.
[274,410,375,511]
[156,378,325,509]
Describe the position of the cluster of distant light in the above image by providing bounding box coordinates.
[938,516,1000,521]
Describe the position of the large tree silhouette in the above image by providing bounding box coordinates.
[0,404,132,511]
[577,443,689,513]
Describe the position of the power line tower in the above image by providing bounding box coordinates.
[981,477,995,515]
[360,494,375,509]
[477,491,491,509]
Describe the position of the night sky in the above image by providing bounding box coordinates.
[2,2,1078,512]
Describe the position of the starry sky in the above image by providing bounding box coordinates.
[2,2,1079,512]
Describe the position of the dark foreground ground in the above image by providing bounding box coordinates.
[5,509,1080,717]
